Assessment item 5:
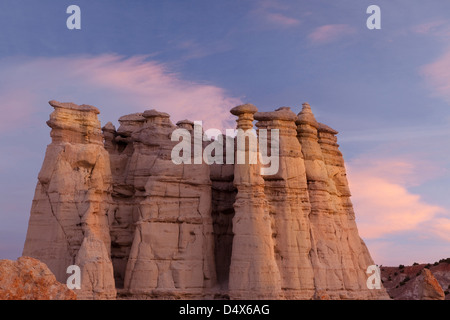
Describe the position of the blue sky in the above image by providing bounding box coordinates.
[0,0,450,265]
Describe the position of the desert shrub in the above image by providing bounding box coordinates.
[399,276,410,286]
[433,262,439,266]
[438,258,450,264]
[413,262,419,266]
[394,272,398,276]
[424,264,431,269]
[399,264,405,269]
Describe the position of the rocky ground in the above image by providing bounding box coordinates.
[1,256,449,300]
[381,258,450,300]
[0,257,76,300]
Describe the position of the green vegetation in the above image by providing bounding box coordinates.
[399,276,410,287]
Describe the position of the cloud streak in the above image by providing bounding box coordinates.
[0,55,242,131]
[250,0,300,29]
[264,12,300,27]
[412,20,447,35]
[421,48,450,103]
[308,24,356,45]
[347,156,447,239]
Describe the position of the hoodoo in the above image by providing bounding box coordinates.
[23,100,389,300]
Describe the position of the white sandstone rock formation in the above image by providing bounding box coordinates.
[23,101,116,299]
[23,100,389,300]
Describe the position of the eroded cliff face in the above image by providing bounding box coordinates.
[297,103,382,299]
[23,100,389,300]
[22,101,116,300]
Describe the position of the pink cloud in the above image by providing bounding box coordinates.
[0,55,242,131]
[250,0,300,29]
[348,156,443,187]
[412,20,447,35]
[429,218,450,241]
[412,20,450,39]
[347,157,446,239]
[308,24,356,45]
[264,12,300,27]
[421,48,450,103]
[0,89,37,131]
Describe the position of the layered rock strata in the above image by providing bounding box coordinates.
[227,104,281,299]
[296,103,383,299]
[22,101,116,299]
[121,110,216,298]
[23,100,389,300]
[254,107,314,299]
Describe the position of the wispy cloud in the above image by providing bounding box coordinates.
[250,0,300,29]
[264,12,300,27]
[340,125,450,143]
[0,55,242,131]
[412,20,447,35]
[421,47,450,103]
[348,156,447,239]
[411,20,450,39]
[174,39,232,61]
[308,24,356,45]
[429,218,450,241]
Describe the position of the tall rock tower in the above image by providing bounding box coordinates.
[23,101,116,299]
[227,104,282,299]
[23,100,389,300]
[254,107,315,299]
[296,102,386,299]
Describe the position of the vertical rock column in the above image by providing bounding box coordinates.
[228,104,281,299]
[317,123,389,299]
[296,103,345,297]
[254,107,315,299]
[23,100,116,300]
[123,110,216,298]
